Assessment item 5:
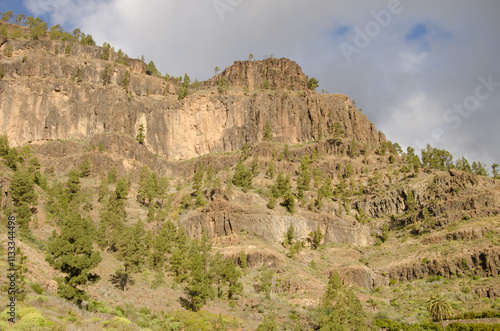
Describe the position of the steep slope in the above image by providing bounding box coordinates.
[0,20,499,330]
[0,38,384,162]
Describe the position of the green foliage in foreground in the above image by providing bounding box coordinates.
[316,272,368,330]
[374,318,440,331]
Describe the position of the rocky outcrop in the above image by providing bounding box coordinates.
[201,58,309,91]
[422,228,488,244]
[388,247,500,282]
[355,169,500,226]
[473,286,500,299]
[178,197,376,247]
[0,39,384,161]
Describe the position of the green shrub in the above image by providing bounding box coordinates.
[451,310,500,320]
[16,311,53,330]
[103,316,131,328]
[30,282,45,294]
[9,28,23,39]
[426,275,443,282]
[4,44,13,57]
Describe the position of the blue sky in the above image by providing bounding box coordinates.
[2,0,500,168]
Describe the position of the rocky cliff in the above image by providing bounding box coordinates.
[0,37,384,162]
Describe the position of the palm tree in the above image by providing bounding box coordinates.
[427,294,452,331]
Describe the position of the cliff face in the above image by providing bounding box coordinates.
[201,57,310,91]
[0,39,384,161]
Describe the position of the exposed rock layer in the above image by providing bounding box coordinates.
[0,39,384,161]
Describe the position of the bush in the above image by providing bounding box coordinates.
[30,282,45,294]
[426,275,444,282]
[452,310,500,320]
[447,323,500,331]
[16,311,54,331]
[103,316,131,328]
[4,44,13,57]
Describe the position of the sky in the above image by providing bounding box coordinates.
[2,0,500,169]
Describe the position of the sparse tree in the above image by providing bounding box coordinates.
[330,122,345,141]
[266,156,275,179]
[98,176,108,203]
[492,163,500,179]
[471,161,488,176]
[136,124,145,144]
[282,191,295,214]
[251,153,259,177]
[2,10,14,23]
[46,211,101,304]
[79,156,91,177]
[232,160,252,192]
[307,77,319,90]
[263,120,272,142]
[16,13,26,26]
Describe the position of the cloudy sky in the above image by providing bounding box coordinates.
[2,0,500,169]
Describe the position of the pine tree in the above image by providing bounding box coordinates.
[107,165,117,184]
[78,156,91,177]
[266,156,275,179]
[223,258,243,299]
[267,195,276,209]
[493,163,500,179]
[282,191,295,214]
[455,156,472,173]
[10,168,36,233]
[136,124,145,144]
[284,144,290,161]
[263,120,272,141]
[65,169,81,203]
[406,190,417,213]
[184,240,214,311]
[345,162,354,178]
[232,160,252,192]
[225,173,233,199]
[297,155,311,198]
[137,166,151,205]
[471,161,488,176]
[195,190,207,208]
[273,171,291,198]
[318,272,367,330]
[145,61,159,76]
[170,226,189,283]
[313,167,323,189]
[119,221,147,271]
[285,224,295,246]
[46,211,101,304]
[151,220,177,269]
[239,250,247,271]
[0,135,9,156]
[98,176,108,203]
[97,177,129,251]
[10,169,36,205]
[251,153,260,177]
[312,225,323,249]
[192,166,204,192]
[115,176,130,200]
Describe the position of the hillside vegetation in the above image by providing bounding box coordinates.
[0,14,499,330]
